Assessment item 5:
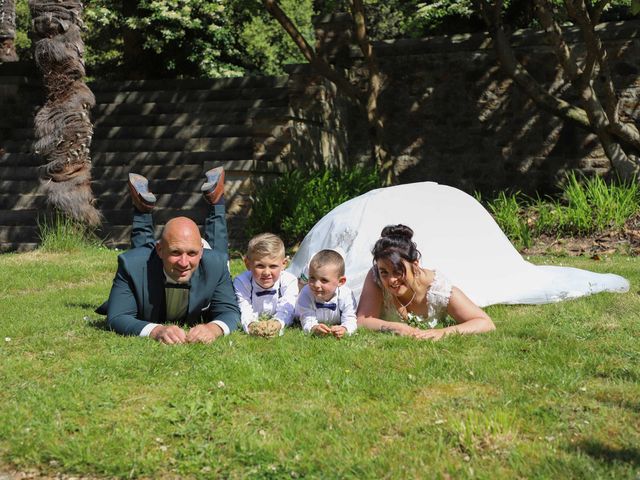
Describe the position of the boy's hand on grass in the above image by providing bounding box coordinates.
[186,323,223,343]
[150,325,187,344]
[331,325,347,339]
[311,324,332,336]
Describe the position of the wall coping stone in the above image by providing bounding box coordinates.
[311,16,640,58]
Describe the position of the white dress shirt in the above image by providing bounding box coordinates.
[233,270,298,333]
[295,284,357,335]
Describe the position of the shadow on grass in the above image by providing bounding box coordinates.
[66,302,100,310]
[598,397,640,413]
[65,302,111,331]
[575,440,640,467]
[85,318,110,331]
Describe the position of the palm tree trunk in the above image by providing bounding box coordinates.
[0,0,18,61]
[29,0,100,225]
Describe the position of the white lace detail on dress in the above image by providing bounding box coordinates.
[425,270,452,328]
[381,270,452,328]
[334,227,357,256]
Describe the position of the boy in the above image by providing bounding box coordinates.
[233,233,298,336]
[295,249,357,338]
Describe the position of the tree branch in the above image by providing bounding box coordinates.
[609,119,640,150]
[590,0,611,24]
[565,0,618,119]
[349,2,382,123]
[479,0,639,178]
[349,0,394,181]
[535,0,581,80]
[478,0,591,129]
[262,0,365,107]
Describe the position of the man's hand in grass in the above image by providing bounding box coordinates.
[186,323,224,344]
[311,324,332,336]
[150,325,187,344]
[331,325,347,339]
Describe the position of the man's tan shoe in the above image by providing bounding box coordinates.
[201,167,225,205]
[128,173,156,213]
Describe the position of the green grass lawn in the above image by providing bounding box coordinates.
[0,249,638,479]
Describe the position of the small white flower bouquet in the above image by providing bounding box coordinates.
[406,312,439,330]
[248,313,282,338]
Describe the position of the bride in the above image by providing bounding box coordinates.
[287,182,629,336]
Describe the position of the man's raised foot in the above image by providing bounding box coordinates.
[128,173,157,213]
[201,167,225,205]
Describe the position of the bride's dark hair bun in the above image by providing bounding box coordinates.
[380,224,414,241]
[371,224,421,284]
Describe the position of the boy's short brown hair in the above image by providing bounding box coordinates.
[246,233,285,260]
[309,249,345,277]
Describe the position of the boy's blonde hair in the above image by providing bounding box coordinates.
[309,249,345,277]
[246,233,285,260]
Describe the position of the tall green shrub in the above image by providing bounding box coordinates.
[249,167,382,246]
[484,191,532,250]
[38,212,102,252]
[483,172,639,250]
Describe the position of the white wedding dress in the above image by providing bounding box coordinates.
[287,182,629,307]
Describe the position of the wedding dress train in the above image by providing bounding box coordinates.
[287,182,629,306]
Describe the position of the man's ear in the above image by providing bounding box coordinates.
[338,275,347,286]
[155,241,163,257]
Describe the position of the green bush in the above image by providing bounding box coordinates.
[249,167,382,247]
[482,171,640,250]
[561,171,638,235]
[483,191,533,250]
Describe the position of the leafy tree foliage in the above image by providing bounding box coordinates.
[230,0,314,75]
[13,0,313,78]
[13,0,30,58]
[316,0,634,40]
[11,0,638,78]
[83,0,245,78]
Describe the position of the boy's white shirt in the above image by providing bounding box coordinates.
[295,284,358,335]
[233,270,298,333]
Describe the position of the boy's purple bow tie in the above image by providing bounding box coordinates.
[315,302,337,311]
[256,289,277,297]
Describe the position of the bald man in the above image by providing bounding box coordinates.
[104,168,240,344]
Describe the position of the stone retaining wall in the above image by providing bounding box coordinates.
[309,15,640,194]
